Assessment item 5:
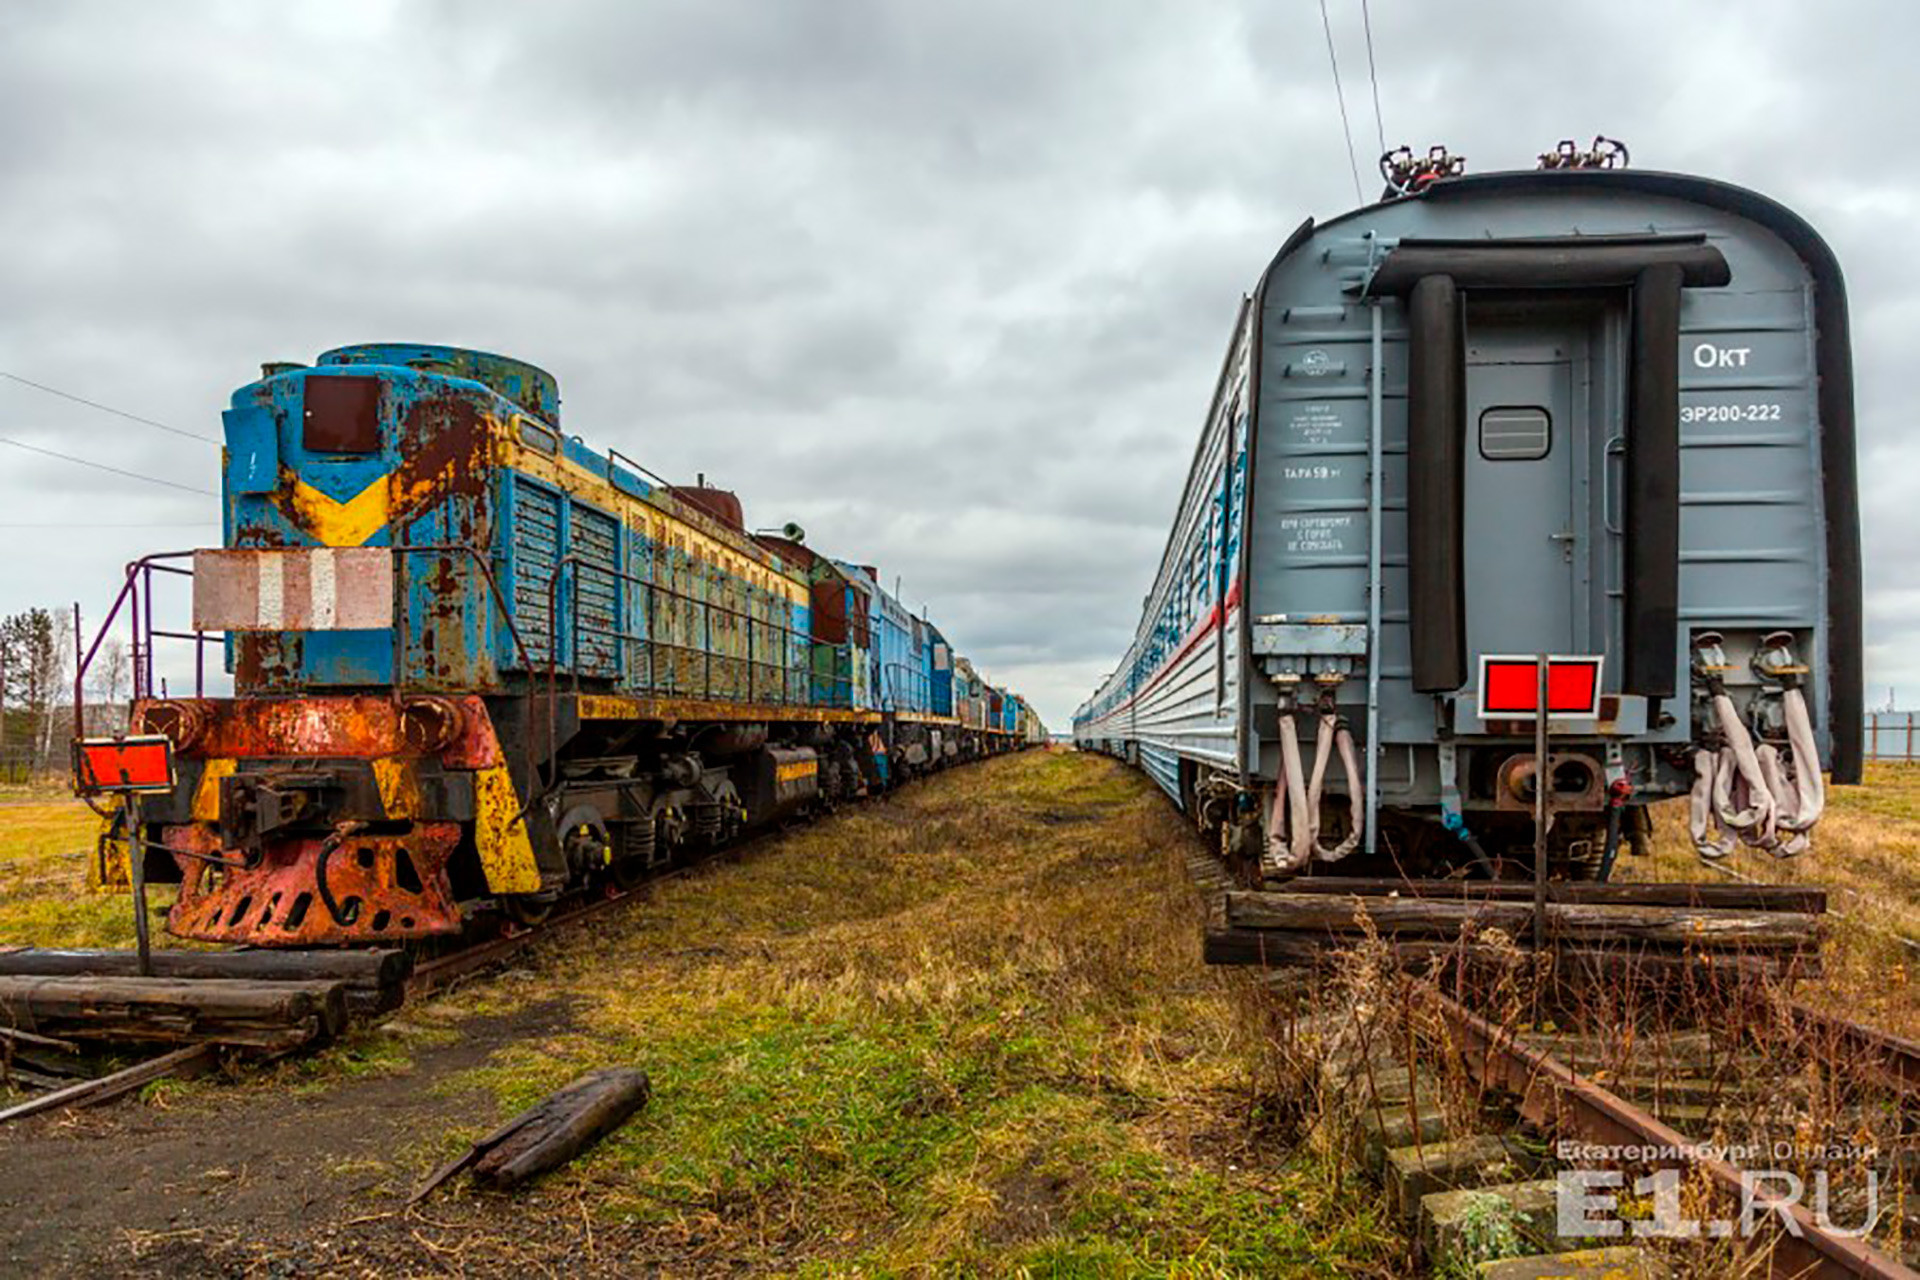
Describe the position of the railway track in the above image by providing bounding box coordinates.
[406,830,768,996]
[1183,847,1920,1277]
[0,778,921,1128]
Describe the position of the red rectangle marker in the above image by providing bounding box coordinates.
[1478,656,1604,718]
[73,736,176,794]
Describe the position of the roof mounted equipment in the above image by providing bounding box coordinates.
[1537,136,1631,170]
[1380,145,1467,199]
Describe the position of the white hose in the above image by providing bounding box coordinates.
[1263,712,1313,874]
[1710,692,1776,846]
[1688,748,1734,860]
[1304,713,1365,862]
[1690,687,1824,861]
[1760,687,1825,856]
[1262,710,1365,875]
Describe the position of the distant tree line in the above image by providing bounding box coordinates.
[1,606,129,782]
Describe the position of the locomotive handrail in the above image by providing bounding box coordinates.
[541,553,819,702]
[605,447,676,496]
[393,541,551,803]
[72,551,219,748]
[880,660,934,715]
[538,553,847,800]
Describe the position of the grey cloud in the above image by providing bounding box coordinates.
[2,0,1915,727]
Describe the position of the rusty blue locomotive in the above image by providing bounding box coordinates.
[97,343,1046,946]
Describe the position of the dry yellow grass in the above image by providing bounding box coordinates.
[1622,761,1920,1037]
[0,794,175,948]
[421,749,1400,1275]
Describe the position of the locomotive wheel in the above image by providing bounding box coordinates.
[502,894,554,927]
[559,806,613,877]
[609,849,650,892]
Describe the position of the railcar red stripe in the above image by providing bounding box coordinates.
[1095,580,1242,723]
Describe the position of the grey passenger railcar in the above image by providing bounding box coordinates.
[1074,156,1859,880]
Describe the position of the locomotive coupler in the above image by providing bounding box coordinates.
[218,769,349,862]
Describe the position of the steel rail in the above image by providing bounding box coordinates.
[0,1043,219,1128]
[1177,835,1915,1275]
[407,769,935,995]
[406,854,703,996]
[410,732,1037,995]
[1784,999,1920,1100]
[1422,983,1918,1279]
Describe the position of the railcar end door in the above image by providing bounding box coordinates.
[1462,324,1579,668]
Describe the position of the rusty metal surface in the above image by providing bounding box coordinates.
[300,374,382,452]
[669,485,745,529]
[0,1044,219,1128]
[129,694,535,943]
[129,694,547,942]
[133,695,503,769]
[319,343,561,427]
[165,821,463,945]
[218,362,506,691]
[193,548,393,632]
[203,344,1030,725]
[1786,1000,1920,1100]
[1426,984,1918,1279]
[472,765,541,894]
[573,692,879,725]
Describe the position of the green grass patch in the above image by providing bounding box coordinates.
[439,750,1399,1275]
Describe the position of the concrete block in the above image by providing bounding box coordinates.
[1385,1133,1533,1220]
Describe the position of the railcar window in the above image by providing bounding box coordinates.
[1479,406,1551,461]
[302,376,382,453]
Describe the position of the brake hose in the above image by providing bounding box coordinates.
[1263,711,1312,874]
[1689,688,1824,859]
[1262,710,1366,875]
[315,821,366,925]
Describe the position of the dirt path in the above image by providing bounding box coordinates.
[0,1000,584,1277]
[0,752,1397,1278]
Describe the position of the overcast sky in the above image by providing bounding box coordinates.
[1,0,1914,729]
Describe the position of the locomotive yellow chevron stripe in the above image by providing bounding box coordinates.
[284,474,390,546]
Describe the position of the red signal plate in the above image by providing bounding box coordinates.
[73,735,176,794]
[1478,656,1604,718]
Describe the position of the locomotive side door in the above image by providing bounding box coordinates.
[1461,322,1581,670]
